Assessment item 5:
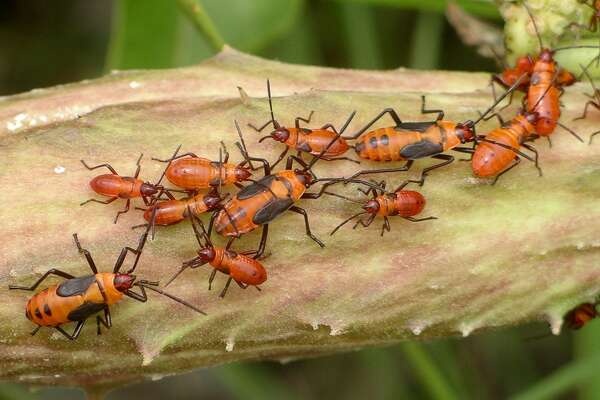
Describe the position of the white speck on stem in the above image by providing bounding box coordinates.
[15,113,27,122]
[409,322,426,336]
[129,81,143,89]
[54,166,66,174]
[225,338,235,352]
[547,313,563,335]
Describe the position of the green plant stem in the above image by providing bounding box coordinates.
[212,363,298,400]
[400,342,459,400]
[575,322,600,400]
[510,351,600,400]
[338,2,383,69]
[409,11,444,69]
[176,0,225,52]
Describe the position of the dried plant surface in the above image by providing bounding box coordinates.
[1,47,599,392]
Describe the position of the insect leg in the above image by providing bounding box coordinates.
[208,269,217,290]
[412,154,454,186]
[220,277,233,298]
[73,233,98,274]
[55,320,85,341]
[492,157,521,185]
[589,130,600,144]
[270,147,289,170]
[236,281,248,289]
[420,95,445,121]
[322,156,361,164]
[80,197,118,207]
[133,153,143,178]
[288,206,324,248]
[9,269,75,291]
[248,120,276,132]
[380,216,391,236]
[343,108,403,140]
[557,121,585,143]
[344,160,414,182]
[96,306,112,335]
[295,111,314,129]
[393,179,422,192]
[220,141,230,163]
[113,199,131,224]
[403,216,438,222]
[574,100,600,120]
[113,221,152,274]
[521,143,543,177]
[80,160,118,175]
[30,326,42,336]
[453,146,475,162]
[151,152,199,163]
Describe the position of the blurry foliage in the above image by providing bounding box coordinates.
[0,0,599,399]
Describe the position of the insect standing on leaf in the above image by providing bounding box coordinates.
[573,62,600,144]
[248,80,358,168]
[152,137,257,192]
[340,75,525,185]
[211,120,351,258]
[325,179,436,236]
[8,218,204,340]
[165,211,267,298]
[80,147,181,223]
[564,302,598,330]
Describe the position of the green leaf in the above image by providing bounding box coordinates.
[0,48,599,392]
[105,0,181,70]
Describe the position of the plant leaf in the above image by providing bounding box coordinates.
[0,47,599,392]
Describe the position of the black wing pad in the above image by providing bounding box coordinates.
[57,275,97,297]
[399,140,443,159]
[67,302,106,321]
[253,198,294,225]
[395,121,435,133]
[237,175,277,200]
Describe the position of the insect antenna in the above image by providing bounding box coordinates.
[330,211,369,236]
[322,191,365,205]
[155,144,182,188]
[467,73,528,129]
[125,206,156,274]
[267,79,280,129]
[579,62,599,95]
[235,120,255,170]
[134,280,206,314]
[522,1,544,52]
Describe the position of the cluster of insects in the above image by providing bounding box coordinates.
[9,3,600,340]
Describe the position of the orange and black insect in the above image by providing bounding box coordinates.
[8,219,204,340]
[211,121,348,258]
[324,179,436,236]
[81,147,181,223]
[521,3,586,144]
[248,80,358,168]
[573,62,600,144]
[165,212,267,298]
[135,188,225,228]
[152,138,257,191]
[564,302,598,330]
[341,76,524,185]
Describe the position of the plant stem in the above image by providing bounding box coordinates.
[409,11,444,70]
[176,0,225,52]
[400,342,459,400]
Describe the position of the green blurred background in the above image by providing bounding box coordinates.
[1,1,598,399]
